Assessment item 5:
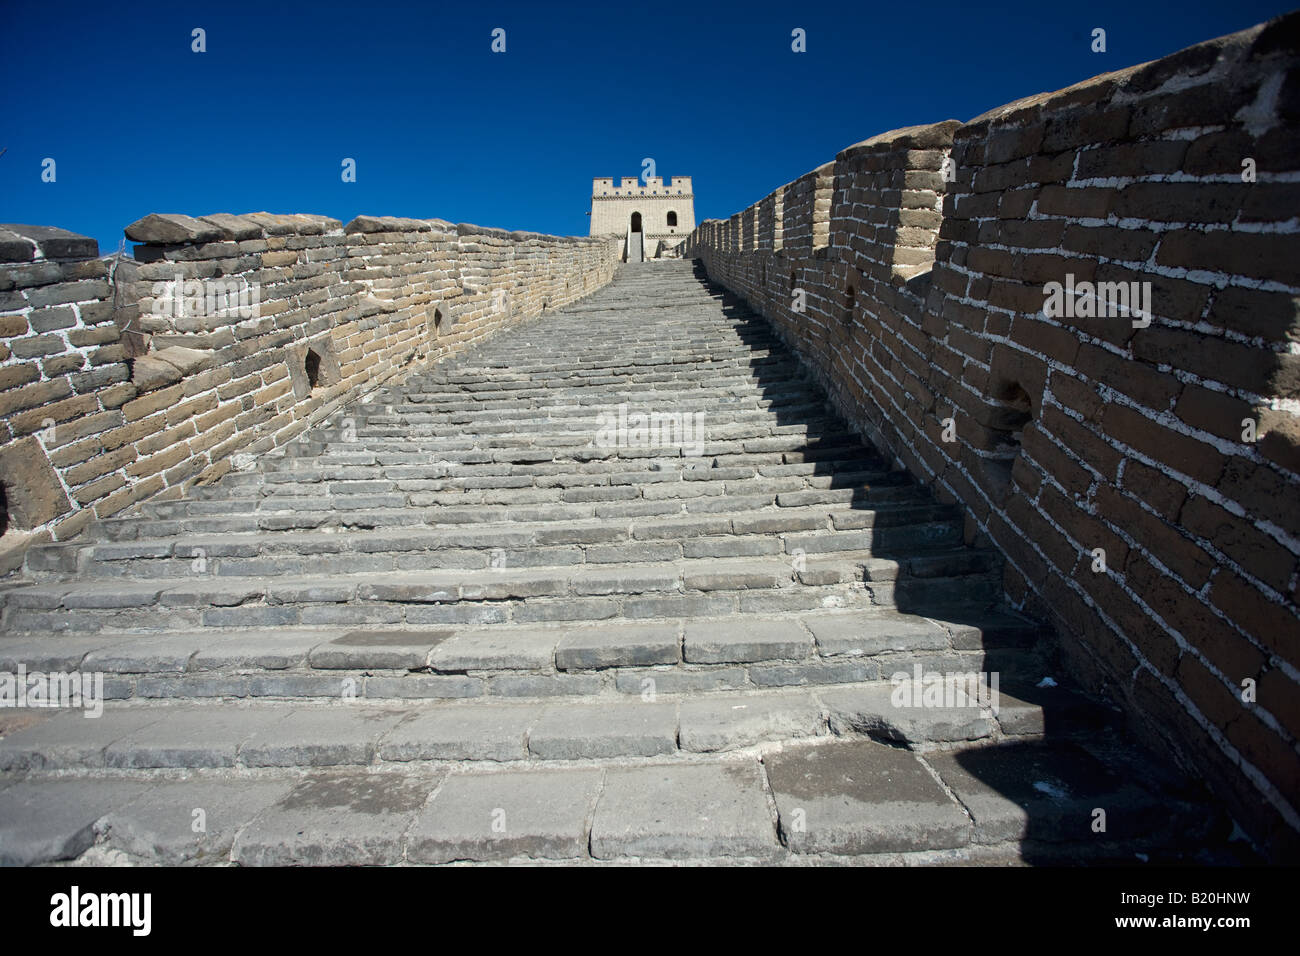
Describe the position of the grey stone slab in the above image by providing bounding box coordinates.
[765,740,971,854]
[590,762,777,860]
[818,680,997,745]
[683,617,813,663]
[407,768,603,863]
[613,667,747,696]
[925,742,1167,845]
[309,629,454,669]
[102,778,295,865]
[555,623,680,669]
[429,629,559,671]
[0,706,167,770]
[238,706,407,767]
[104,705,287,768]
[992,683,1110,737]
[0,635,122,671]
[528,700,677,759]
[679,690,825,752]
[748,658,882,687]
[232,769,441,865]
[82,634,213,673]
[191,631,327,670]
[803,611,951,657]
[60,583,164,609]
[363,675,484,699]
[158,580,265,607]
[134,675,251,698]
[0,779,151,865]
[486,673,603,697]
[246,673,358,697]
[379,701,541,761]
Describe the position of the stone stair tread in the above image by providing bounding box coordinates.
[0,723,1208,866]
[6,547,1007,614]
[0,607,1040,679]
[0,681,1083,775]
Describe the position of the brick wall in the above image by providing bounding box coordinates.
[0,215,620,572]
[679,13,1300,857]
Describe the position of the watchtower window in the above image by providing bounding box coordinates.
[666,211,678,227]
[434,308,444,334]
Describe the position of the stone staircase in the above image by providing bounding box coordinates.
[0,261,1231,865]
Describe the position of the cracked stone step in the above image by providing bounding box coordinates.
[0,608,1040,680]
[0,672,1099,779]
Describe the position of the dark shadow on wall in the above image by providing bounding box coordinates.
[688,257,1244,865]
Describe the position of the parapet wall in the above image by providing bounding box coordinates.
[0,214,621,570]
[679,13,1300,856]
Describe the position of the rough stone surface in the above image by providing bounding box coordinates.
[527,700,677,759]
[100,778,294,864]
[378,701,539,762]
[0,436,72,529]
[231,770,439,865]
[590,762,777,860]
[238,707,406,767]
[0,779,149,865]
[683,618,814,663]
[678,690,825,752]
[555,623,679,669]
[765,740,971,854]
[407,768,602,863]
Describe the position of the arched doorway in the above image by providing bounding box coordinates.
[630,212,642,233]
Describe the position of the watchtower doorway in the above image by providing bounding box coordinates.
[626,211,645,263]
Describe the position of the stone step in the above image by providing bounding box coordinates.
[28,511,972,580]
[170,459,904,499]
[0,607,1047,698]
[296,413,849,442]
[133,460,899,512]
[2,553,1006,632]
[0,729,1214,866]
[66,487,943,543]
[0,677,1103,776]
[119,484,922,528]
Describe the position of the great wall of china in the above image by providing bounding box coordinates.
[0,13,1296,864]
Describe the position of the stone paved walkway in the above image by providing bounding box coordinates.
[0,262,1228,864]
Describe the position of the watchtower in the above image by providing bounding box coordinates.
[589,176,695,261]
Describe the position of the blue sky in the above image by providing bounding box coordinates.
[2,0,1294,254]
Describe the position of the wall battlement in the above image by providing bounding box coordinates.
[0,214,621,571]
[592,176,693,198]
[590,176,696,251]
[678,12,1300,857]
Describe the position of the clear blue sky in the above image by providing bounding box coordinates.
[2,0,1294,254]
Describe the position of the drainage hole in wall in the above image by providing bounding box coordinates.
[305,349,322,390]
